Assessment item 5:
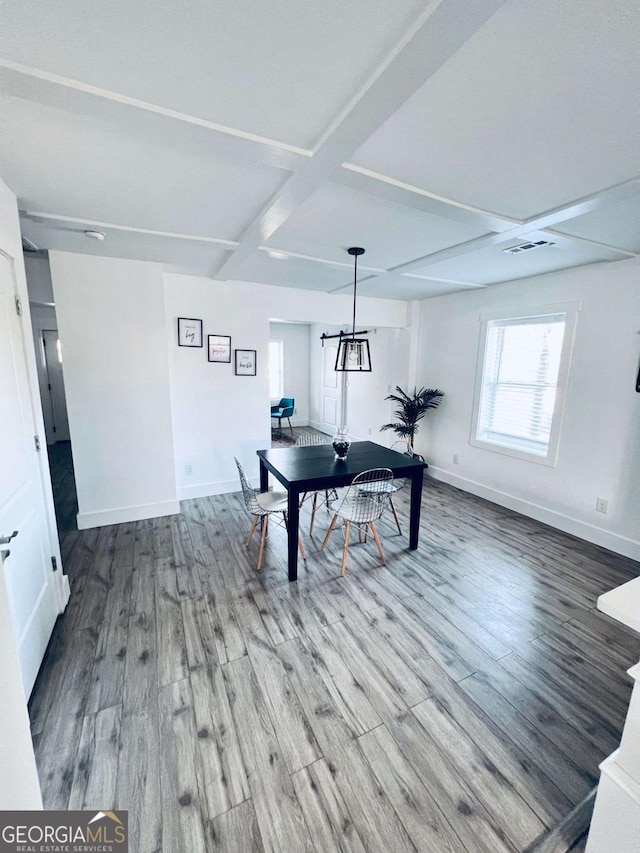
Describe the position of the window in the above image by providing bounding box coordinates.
[269,340,284,400]
[471,305,578,465]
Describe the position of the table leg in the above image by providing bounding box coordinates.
[259,459,268,493]
[287,488,300,582]
[409,468,424,550]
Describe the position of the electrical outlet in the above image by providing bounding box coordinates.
[184,464,193,477]
[453,453,459,464]
[595,497,608,514]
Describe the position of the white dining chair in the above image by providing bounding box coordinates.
[235,458,306,570]
[321,467,393,575]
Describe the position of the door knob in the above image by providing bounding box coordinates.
[0,530,18,545]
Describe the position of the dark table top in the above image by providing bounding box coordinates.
[257,440,426,491]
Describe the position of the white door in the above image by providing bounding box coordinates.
[0,250,59,697]
[42,329,70,442]
[320,336,345,436]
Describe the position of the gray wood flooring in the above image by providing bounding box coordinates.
[31,439,640,852]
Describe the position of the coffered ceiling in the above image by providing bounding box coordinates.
[0,0,638,299]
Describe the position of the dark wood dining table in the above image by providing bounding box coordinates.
[256,440,427,581]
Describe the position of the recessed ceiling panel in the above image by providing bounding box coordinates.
[231,254,352,291]
[264,183,488,269]
[350,0,640,219]
[0,94,287,240]
[359,273,484,301]
[0,0,425,149]
[410,231,627,286]
[554,194,640,253]
[20,219,230,278]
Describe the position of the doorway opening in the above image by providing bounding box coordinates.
[25,256,77,539]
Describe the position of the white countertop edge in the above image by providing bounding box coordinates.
[599,750,640,802]
[597,575,640,637]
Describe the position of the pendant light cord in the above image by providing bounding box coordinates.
[351,251,358,340]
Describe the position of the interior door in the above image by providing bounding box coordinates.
[42,329,70,442]
[320,341,344,435]
[0,250,58,697]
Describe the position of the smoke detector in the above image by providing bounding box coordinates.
[503,239,555,255]
[84,230,105,241]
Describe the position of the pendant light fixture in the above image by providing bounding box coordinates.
[321,247,372,372]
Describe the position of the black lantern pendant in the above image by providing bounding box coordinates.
[334,247,372,372]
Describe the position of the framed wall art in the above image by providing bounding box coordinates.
[235,349,257,376]
[177,317,203,348]
[208,334,231,363]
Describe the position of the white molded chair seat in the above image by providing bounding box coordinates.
[256,491,289,512]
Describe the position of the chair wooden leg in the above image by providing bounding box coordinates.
[299,492,308,509]
[341,521,351,576]
[257,514,269,571]
[390,497,402,535]
[309,492,318,536]
[321,514,338,550]
[288,417,293,437]
[246,515,259,546]
[370,522,386,566]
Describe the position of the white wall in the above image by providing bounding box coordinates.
[269,322,310,425]
[49,251,179,528]
[345,327,412,445]
[416,256,640,560]
[165,273,408,499]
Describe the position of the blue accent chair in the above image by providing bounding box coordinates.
[271,397,295,438]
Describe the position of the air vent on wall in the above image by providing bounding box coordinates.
[503,239,555,255]
[22,236,39,253]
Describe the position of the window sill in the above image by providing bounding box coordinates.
[469,437,558,467]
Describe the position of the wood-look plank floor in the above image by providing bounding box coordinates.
[31,439,640,852]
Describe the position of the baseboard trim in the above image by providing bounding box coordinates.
[77,499,181,529]
[428,466,640,561]
[178,477,258,501]
[524,789,596,853]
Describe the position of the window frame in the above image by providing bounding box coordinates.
[469,302,580,467]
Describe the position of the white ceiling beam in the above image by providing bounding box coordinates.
[212,0,510,281]
[334,163,520,232]
[20,211,239,248]
[330,177,640,292]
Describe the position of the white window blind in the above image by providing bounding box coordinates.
[476,313,566,457]
[269,340,284,400]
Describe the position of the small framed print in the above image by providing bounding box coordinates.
[234,349,257,376]
[178,317,203,348]
[208,334,231,363]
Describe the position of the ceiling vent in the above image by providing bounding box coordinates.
[502,239,555,255]
[22,236,39,253]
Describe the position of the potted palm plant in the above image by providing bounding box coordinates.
[381,386,444,457]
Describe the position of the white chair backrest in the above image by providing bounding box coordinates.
[234,457,260,514]
[338,468,394,524]
[295,433,331,446]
